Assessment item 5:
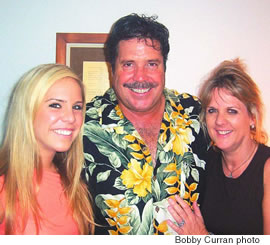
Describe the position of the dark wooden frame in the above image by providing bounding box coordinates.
[56,33,108,65]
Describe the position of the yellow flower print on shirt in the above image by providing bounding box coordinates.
[104,198,132,235]
[160,100,195,156]
[115,105,124,119]
[170,127,194,156]
[120,159,153,197]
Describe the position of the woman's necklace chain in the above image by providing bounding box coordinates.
[222,143,258,178]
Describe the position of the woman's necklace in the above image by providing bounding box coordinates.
[222,143,258,178]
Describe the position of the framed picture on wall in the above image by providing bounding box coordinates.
[56,33,111,103]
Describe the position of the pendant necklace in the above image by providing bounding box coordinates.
[222,143,258,178]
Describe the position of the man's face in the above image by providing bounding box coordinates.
[112,38,165,115]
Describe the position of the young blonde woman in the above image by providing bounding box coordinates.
[0,64,94,234]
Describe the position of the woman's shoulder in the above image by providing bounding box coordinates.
[256,144,270,163]
[259,143,270,151]
[261,143,270,166]
[257,144,270,186]
[263,152,270,188]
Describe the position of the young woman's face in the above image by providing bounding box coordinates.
[34,77,83,161]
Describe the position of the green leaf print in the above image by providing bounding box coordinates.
[93,99,102,108]
[151,178,161,201]
[87,162,96,176]
[112,133,128,149]
[84,152,95,162]
[125,189,140,205]
[121,120,136,133]
[113,177,127,191]
[137,199,154,235]
[108,109,122,121]
[193,153,206,170]
[158,150,174,164]
[182,163,191,179]
[108,152,121,168]
[97,170,111,183]
[142,193,152,204]
[128,205,141,235]
[184,106,194,115]
[191,168,199,182]
[84,121,130,168]
[181,152,195,167]
[106,88,117,101]
[86,107,99,119]
[87,103,109,119]
[190,118,200,134]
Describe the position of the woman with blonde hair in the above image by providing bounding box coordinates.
[0,64,94,234]
[167,58,270,235]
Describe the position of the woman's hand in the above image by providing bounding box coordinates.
[167,195,208,235]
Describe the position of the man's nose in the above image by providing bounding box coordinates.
[133,66,147,82]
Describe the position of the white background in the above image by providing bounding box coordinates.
[0,0,269,144]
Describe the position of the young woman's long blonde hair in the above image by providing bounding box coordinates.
[0,64,94,234]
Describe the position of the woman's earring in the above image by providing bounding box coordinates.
[250,124,255,130]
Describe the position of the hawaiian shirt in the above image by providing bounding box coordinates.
[83,88,208,235]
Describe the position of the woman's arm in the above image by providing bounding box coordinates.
[263,157,270,234]
[167,195,208,235]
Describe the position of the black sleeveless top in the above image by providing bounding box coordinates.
[201,144,270,235]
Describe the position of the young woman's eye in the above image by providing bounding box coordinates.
[207,108,216,113]
[49,103,61,109]
[73,104,83,110]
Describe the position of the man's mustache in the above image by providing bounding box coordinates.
[123,81,158,89]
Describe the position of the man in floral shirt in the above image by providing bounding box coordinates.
[83,13,208,235]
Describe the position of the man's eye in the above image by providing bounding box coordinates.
[73,104,83,110]
[148,62,158,67]
[123,62,133,67]
[49,103,61,109]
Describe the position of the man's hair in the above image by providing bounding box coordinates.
[105,13,170,72]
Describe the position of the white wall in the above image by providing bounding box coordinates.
[1,0,269,144]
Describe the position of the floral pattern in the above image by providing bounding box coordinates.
[83,88,207,235]
[120,159,153,197]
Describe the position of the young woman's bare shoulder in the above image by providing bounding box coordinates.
[0,177,4,224]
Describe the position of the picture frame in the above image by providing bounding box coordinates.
[56,33,111,102]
